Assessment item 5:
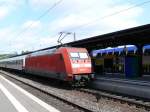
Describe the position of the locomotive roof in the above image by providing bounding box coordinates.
[29,48,57,57]
[0,46,87,61]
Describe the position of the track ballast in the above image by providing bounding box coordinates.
[0,70,149,112]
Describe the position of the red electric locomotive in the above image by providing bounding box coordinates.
[0,47,94,85]
[25,47,94,85]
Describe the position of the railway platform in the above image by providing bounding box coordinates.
[96,73,150,81]
[0,74,60,112]
[91,74,150,100]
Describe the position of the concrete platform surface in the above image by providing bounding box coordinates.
[0,74,60,112]
[91,75,150,100]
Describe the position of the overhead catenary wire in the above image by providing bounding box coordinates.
[36,0,63,20]
[47,0,150,48]
[12,0,63,39]
[67,0,150,31]
[8,0,63,52]
[9,0,150,53]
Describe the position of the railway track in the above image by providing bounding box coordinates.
[0,70,99,112]
[0,71,93,112]
[77,88,150,111]
[0,70,149,112]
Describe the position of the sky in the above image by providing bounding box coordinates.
[0,0,150,54]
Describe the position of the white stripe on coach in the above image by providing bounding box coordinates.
[0,82,29,112]
[0,75,60,112]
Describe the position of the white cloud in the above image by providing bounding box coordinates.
[0,27,13,41]
[0,0,24,20]
[0,0,23,7]
[0,27,16,53]
[29,0,61,10]
[0,25,42,54]
[0,0,145,54]
[30,0,53,5]
[22,20,41,29]
[28,0,143,36]
[0,6,9,20]
[47,14,94,33]
[101,4,143,28]
[46,1,143,40]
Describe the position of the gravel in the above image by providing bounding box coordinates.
[3,74,84,112]
[0,70,149,112]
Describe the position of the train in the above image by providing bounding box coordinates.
[0,47,94,86]
[92,45,150,75]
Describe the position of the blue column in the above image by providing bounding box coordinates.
[124,44,143,78]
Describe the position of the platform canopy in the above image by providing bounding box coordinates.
[67,24,150,51]
[16,24,150,57]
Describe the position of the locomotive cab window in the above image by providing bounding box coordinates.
[70,53,80,58]
[70,52,88,59]
[79,53,88,59]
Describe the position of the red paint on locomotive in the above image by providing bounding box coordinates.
[25,47,93,82]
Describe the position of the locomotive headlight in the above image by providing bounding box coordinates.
[91,74,95,79]
[75,75,81,80]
